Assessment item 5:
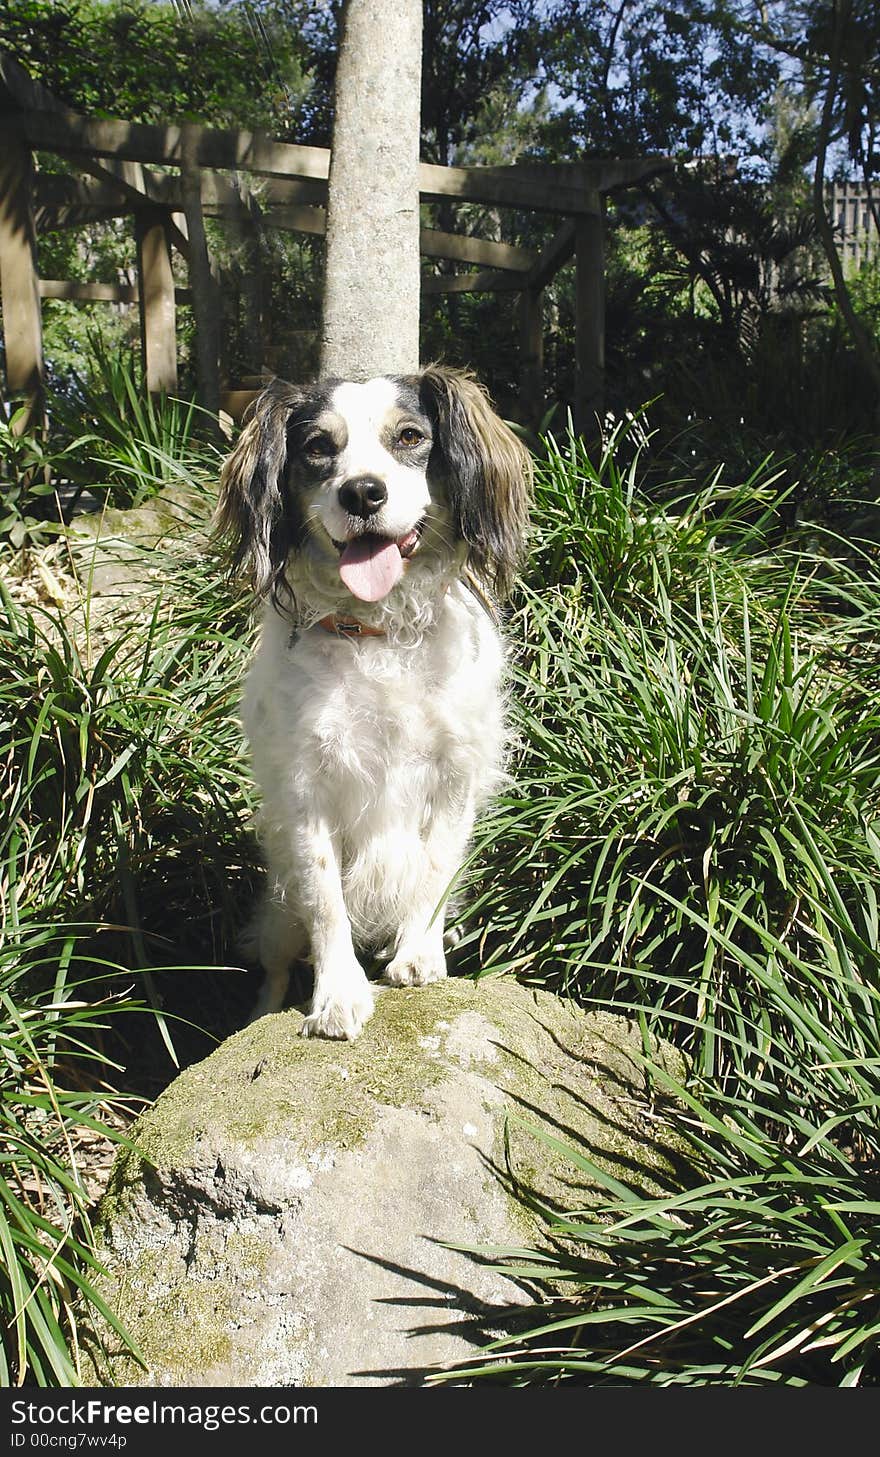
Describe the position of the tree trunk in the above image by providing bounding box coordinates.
[320,0,423,380]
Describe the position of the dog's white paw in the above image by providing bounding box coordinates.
[384,944,448,987]
[301,980,374,1040]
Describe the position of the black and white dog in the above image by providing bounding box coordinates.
[216,365,532,1039]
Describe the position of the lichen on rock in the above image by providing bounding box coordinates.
[87,976,684,1387]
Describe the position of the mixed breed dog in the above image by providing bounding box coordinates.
[216,365,532,1039]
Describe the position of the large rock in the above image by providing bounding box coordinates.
[89,977,682,1387]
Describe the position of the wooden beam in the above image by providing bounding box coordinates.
[419,160,594,216]
[0,53,191,256]
[421,269,523,295]
[35,174,129,208]
[260,202,535,270]
[134,209,177,394]
[422,228,533,271]
[38,279,192,303]
[224,181,265,377]
[526,220,577,291]
[180,125,219,414]
[36,204,127,230]
[32,174,538,272]
[220,388,260,423]
[80,157,191,260]
[0,129,43,419]
[17,107,663,216]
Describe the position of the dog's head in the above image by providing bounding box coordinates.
[215,365,531,607]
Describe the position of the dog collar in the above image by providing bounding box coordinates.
[315,581,457,641]
[316,614,386,638]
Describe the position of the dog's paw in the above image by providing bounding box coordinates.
[384,945,448,988]
[301,981,374,1040]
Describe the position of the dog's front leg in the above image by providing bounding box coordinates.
[384,806,475,988]
[294,819,374,1040]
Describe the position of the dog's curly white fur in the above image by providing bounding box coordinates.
[216,365,531,1039]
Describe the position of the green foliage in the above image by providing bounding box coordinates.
[0,541,256,955]
[462,420,880,1084]
[60,339,208,508]
[0,341,222,552]
[0,0,313,133]
[5,393,880,1383]
[0,924,145,1385]
[0,407,64,549]
[438,1020,880,1383]
[0,465,259,1381]
[3,0,875,453]
[438,423,880,1384]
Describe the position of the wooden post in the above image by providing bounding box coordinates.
[226,178,265,376]
[180,125,220,415]
[519,287,544,428]
[0,129,44,424]
[134,207,178,394]
[574,195,605,435]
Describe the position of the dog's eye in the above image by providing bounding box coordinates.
[302,434,335,460]
[398,427,424,448]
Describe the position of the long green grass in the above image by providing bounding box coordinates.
[57,339,211,509]
[1,474,259,1382]
[463,423,880,1086]
[441,417,880,1385]
[5,403,880,1385]
[0,924,146,1385]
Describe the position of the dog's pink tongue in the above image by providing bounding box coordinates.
[338,536,403,602]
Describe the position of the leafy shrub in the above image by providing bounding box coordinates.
[0,406,66,550]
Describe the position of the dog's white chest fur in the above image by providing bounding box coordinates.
[244,584,504,956]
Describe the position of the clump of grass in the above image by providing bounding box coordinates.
[1,478,260,1381]
[0,923,147,1385]
[441,418,880,1385]
[434,863,880,1384]
[1,539,258,968]
[57,338,215,509]
[462,419,880,1091]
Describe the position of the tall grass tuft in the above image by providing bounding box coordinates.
[463,419,880,1090]
[53,339,218,510]
[0,925,145,1385]
[441,418,880,1385]
[1,480,259,1381]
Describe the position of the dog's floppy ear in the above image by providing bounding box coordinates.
[417,364,532,599]
[214,379,304,598]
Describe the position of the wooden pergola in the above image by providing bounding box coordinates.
[0,52,672,432]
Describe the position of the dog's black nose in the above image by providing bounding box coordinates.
[338,476,388,518]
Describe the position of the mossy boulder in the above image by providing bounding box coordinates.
[69,483,210,598]
[88,977,683,1387]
